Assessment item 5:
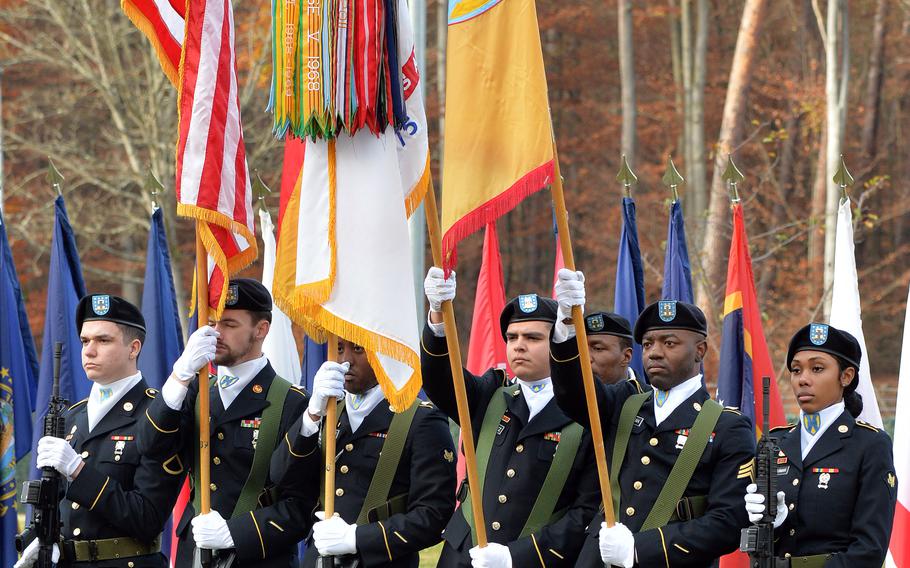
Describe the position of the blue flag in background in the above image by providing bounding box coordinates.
[1,214,41,567]
[661,200,694,303]
[613,197,646,381]
[31,196,88,479]
[301,337,327,395]
[139,209,184,389]
[139,208,184,560]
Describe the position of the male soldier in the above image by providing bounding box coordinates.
[550,270,755,567]
[139,278,318,566]
[582,310,637,385]
[16,294,184,568]
[421,267,599,568]
[286,338,456,567]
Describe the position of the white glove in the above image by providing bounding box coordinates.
[308,362,348,418]
[744,483,788,528]
[554,268,585,322]
[36,436,82,479]
[313,512,358,555]
[468,542,513,568]
[172,326,219,381]
[14,539,60,568]
[599,522,635,568]
[191,511,235,550]
[424,267,456,312]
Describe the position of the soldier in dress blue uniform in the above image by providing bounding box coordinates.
[743,323,897,567]
[420,267,599,568]
[138,278,319,567]
[582,310,638,386]
[16,294,184,568]
[282,337,456,567]
[549,270,755,567]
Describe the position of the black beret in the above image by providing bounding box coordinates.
[76,294,146,334]
[224,278,272,312]
[499,294,558,340]
[584,311,633,339]
[787,323,861,382]
[633,300,707,344]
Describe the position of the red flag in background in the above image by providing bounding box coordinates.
[458,223,508,492]
[467,223,508,375]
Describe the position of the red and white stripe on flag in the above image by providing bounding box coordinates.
[176,0,257,318]
[121,0,185,86]
[887,281,910,567]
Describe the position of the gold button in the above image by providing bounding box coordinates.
[340,465,349,474]
[217,432,225,440]
[693,402,702,411]
[345,443,354,452]
[633,481,643,490]
[516,444,524,453]
[213,457,221,465]
[506,468,516,478]
[73,528,81,536]
[792,478,799,486]
[336,488,344,497]
[649,438,658,447]
[491,521,501,530]
[71,502,80,510]
[114,455,121,462]
[785,553,792,559]
[81,451,89,458]
[838,425,848,433]
[788,503,795,511]
[626,507,635,516]
[641,456,650,465]
[210,483,217,491]
[498,494,507,504]
[789,529,795,536]
[129,563,135,568]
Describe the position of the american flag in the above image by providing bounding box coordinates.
[121,0,184,85]
[174,0,257,318]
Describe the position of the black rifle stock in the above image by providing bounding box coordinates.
[16,342,67,567]
[739,376,783,568]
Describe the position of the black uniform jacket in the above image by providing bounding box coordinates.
[421,326,599,568]
[290,397,456,567]
[138,362,318,567]
[772,411,897,567]
[549,337,755,568]
[59,378,183,568]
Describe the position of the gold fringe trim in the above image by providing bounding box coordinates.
[404,155,431,218]
[120,1,179,87]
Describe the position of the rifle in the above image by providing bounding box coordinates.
[739,375,785,568]
[16,342,67,567]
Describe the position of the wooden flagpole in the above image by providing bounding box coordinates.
[195,226,213,566]
[549,149,616,526]
[424,183,488,547]
[323,335,339,519]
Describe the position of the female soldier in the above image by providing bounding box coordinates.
[744,323,897,567]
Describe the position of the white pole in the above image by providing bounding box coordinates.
[408,0,427,323]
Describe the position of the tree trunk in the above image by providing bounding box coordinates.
[861,0,887,159]
[689,0,708,246]
[681,0,693,202]
[618,0,637,165]
[697,0,769,322]
[820,0,849,318]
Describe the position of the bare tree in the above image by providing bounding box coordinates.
[861,0,887,159]
[813,0,849,318]
[0,0,279,334]
[698,0,769,320]
[618,0,637,165]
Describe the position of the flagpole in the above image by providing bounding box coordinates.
[424,183,488,548]
[549,147,616,526]
[195,226,213,566]
[324,334,339,518]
